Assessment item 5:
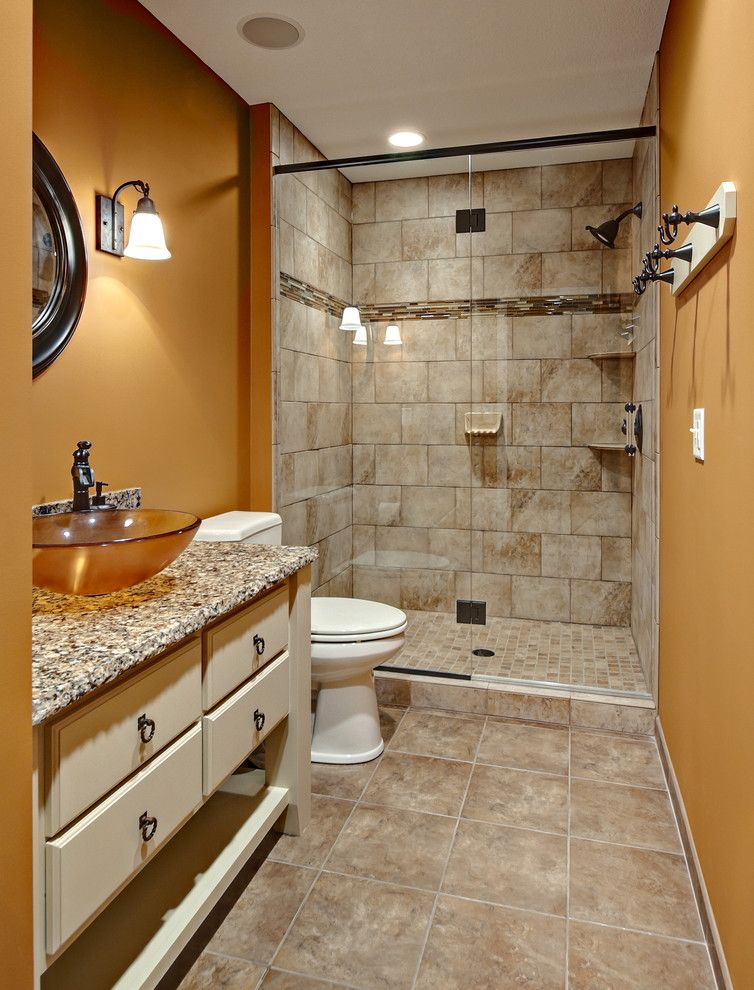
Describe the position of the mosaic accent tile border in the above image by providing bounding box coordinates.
[32,487,142,517]
[280,273,349,319]
[280,272,633,322]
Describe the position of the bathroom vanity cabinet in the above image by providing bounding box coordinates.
[31,545,314,990]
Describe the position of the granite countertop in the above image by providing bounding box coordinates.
[32,541,317,726]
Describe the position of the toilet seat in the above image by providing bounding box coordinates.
[311,597,407,643]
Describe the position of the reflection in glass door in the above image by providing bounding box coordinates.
[350,156,475,679]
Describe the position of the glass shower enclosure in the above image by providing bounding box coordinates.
[274,127,654,699]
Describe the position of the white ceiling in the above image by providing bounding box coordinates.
[140,0,668,181]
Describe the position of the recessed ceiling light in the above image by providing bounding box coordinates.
[239,15,304,50]
[389,130,425,148]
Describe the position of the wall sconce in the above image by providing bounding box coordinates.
[339,306,364,331]
[96,180,171,260]
[384,323,403,346]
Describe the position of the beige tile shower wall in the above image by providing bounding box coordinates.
[351,161,635,625]
[631,60,661,699]
[271,108,354,595]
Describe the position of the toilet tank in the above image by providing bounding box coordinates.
[196,511,282,545]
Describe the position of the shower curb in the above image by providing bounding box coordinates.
[374,669,656,734]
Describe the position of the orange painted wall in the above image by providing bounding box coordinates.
[659,1,754,984]
[0,1,34,984]
[32,0,253,517]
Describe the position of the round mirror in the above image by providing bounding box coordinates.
[32,135,87,377]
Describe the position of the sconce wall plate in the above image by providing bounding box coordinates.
[96,194,125,256]
[671,181,736,294]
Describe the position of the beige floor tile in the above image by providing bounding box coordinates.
[477,718,569,775]
[568,921,715,989]
[387,708,484,761]
[571,731,665,789]
[261,970,350,989]
[379,705,405,745]
[570,778,682,853]
[463,763,568,834]
[206,861,315,964]
[269,795,355,868]
[311,757,380,801]
[325,803,456,890]
[363,751,472,816]
[274,872,434,990]
[178,952,265,989]
[442,818,567,915]
[569,839,703,941]
[415,895,566,990]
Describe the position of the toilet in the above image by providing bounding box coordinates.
[196,511,407,764]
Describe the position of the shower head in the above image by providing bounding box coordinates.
[586,202,643,249]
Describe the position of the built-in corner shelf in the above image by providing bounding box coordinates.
[589,443,628,451]
[587,351,636,361]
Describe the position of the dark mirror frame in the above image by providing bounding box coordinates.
[32,135,87,377]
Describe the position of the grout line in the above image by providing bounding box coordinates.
[263,963,363,989]
[408,713,485,990]
[569,771,666,791]
[564,916,709,948]
[267,719,395,974]
[568,831,683,858]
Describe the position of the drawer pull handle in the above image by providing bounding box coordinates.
[137,713,156,743]
[253,634,266,656]
[254,708,266,732]
[138,811,158,843]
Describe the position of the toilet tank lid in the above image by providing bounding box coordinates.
[196,511,282,542]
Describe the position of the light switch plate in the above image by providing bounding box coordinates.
[691,408,705,460]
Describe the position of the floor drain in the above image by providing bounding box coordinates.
[472,648,495,657]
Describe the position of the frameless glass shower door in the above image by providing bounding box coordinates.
[467,147,649,697]
[350,156,476,676]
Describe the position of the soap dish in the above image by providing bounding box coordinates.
[464,411,503,436]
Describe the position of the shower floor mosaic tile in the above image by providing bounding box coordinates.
[171,707,715,990]
[390,610,647,694]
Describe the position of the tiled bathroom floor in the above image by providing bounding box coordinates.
[389,610,648,694]
[174,706,715,990]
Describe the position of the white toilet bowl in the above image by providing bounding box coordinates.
[310,597,406,764]
[196,512,407,766]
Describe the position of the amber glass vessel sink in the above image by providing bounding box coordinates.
[33,509,200,596]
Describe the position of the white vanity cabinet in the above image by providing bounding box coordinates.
[33,566,311,990]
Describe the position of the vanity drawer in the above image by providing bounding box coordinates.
[46,639,202,836]
[203,585,288,708]
[46,722,203,954]
[202,650,289,795]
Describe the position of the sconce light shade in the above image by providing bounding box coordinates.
[353,324,368,345]
[384,323,403,346]
[124,194,171,260]
[96,179,170,259]
[339,306,364,331]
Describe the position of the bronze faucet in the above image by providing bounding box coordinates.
[71,440,113,511]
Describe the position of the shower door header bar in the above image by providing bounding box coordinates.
[273,124,656,175]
